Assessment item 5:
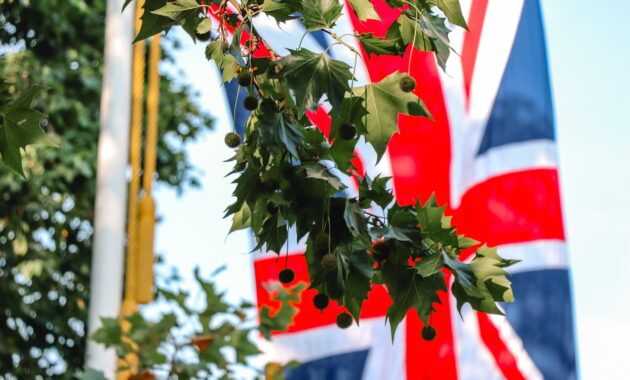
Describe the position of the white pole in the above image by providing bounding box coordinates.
[86,0,133,376]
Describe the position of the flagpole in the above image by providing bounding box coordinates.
[85,0,133,376]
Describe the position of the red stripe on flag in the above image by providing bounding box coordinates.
[477,313,527,380]
[461,0,489,104]
[453,169,565,246]
[254,254,391,335]
[405,279,458,380]
[348,1,459,376]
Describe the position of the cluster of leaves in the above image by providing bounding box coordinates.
[0,81,54,177]
[80,267,299,380]
[0,1,213,378]
[137,0,517,338]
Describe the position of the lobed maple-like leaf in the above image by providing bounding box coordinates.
[281,48,353,113]
[302,0,343,31]
[354,71,430,160]
[0,85,53,177]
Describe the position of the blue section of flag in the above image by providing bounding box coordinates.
[477,0,555,156]
[224,78,251,137]
[310,30,330,51]
[284,349,369,380]
[503,269,577,380]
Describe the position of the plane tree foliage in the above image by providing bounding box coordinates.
[134,0,517,341]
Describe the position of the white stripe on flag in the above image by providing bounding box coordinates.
[451,304,505,380]
[487,313,544,380]
[447,0,527,207]
[257,317,406,380]
[498,239,568,274]
[451,139,559,206]
[468,0,525,124]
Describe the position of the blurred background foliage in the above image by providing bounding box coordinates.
[0,0,213,377]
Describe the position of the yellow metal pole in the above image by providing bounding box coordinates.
[136,33,161,304]
[118,0,145,378]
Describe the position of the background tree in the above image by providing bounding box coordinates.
[0,1,213,378]
[79,266,299,379]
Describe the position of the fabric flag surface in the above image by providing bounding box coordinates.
[216,0,577,378]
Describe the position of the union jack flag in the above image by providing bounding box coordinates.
[218,0,577,378]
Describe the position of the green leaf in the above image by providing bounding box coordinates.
[205,39,240,83]
[389,11,451,70]
[229,202,252,233]
[0,85,51,177]
[134,0,172,42]
[225,165,259,216]
[256,103,303,158]
[281,48,353,113]
[262,0,299,23]
[196,18,213,34]
[230,329,261,363]
[91,317,123,347]
[427,0,468,29]
[452,245,518,315]
[347,0,381,21]
[300,161,345,191]
[457,235,480,249]
[415,194,458,247]
[358,174,393,209]
[259,282,305,339]
[194,267,231,315]
[356,33,403,56]
[415,252,443,277]
[329,95,367,138]
[302,0,343,31]
[382,262,445,338]
[343,199,368,238]
[74,369,108,380]
[152,0,200,20]
[328,95,367,171]
[417,12,452,70]
[343,250,374,322]
[354,71,430,160]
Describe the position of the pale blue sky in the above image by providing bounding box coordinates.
[155,1,630,378]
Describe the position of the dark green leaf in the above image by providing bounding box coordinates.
[356,33,403,56]
[415,194,458,246]
[343,250,374,322]
[134,0,172,42]
[281,48,353,113]
[382,262,445,338]
[415,252,443,277]
[0,85,52,176]
[343,199,368,238]
[427,0,468,29]
[74,369,108,380]
[256,106,303,158]
[152,0,200,20]
[302,0,343,31]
